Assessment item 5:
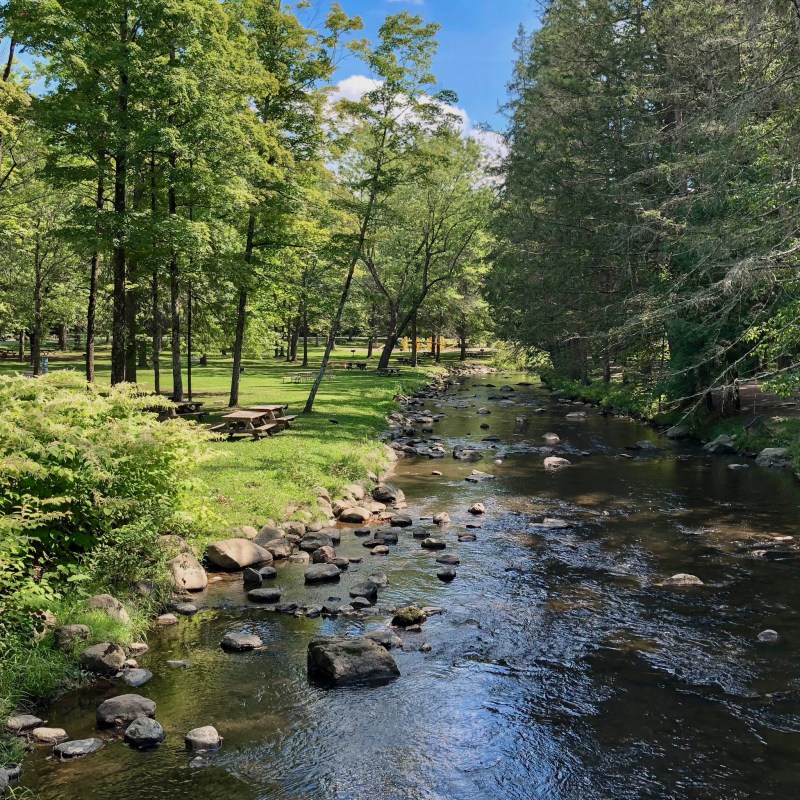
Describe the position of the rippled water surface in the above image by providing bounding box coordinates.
[23,376,800,799]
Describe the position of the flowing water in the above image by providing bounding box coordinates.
[22,376,800,800]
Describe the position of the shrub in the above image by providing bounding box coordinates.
[0,372,215,644]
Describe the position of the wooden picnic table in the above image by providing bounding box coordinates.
[247,404,297,429]
[0,349,18,360]
[210,409,282,440]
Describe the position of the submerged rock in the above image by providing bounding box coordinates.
[659,573,704,587]
[53,738,104,760]
[757,629,780,643]
[544,456,571,470]
[392,606,426,628]
[220,632,263,651]
[307,636,400,687]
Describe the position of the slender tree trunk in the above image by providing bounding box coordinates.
[187,284,192,402]
[86,170,104,382]
[57,324,67,351]
[367,335,373,359]
[302,308,309,367]
[32,257,42,375]
[168,155,182,401]
[111,16,129,384]
[229,212,255,407]
[125,259,138,383]
[410,312,418,368]
[152,272,161,394]
[18,330,25,362]
[460,334,467,361]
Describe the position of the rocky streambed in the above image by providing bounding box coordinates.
[7,372,800,800]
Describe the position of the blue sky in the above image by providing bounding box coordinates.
[314,0,541,132]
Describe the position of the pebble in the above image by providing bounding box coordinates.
[757,629,780,643]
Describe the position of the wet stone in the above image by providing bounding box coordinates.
[53,738,104,760]
[437,567,457,582]
[220,632,263,651]
[421,538,446,550]
[31,727,69,745]
[185,725,222,752]
[6,714,43,734]
[247,588,282,603]
[120,669,153,688]
[436,554,460,565]
[124,717,166,749]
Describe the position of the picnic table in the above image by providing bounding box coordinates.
[247,404,297,429]
[0,349,17,360]
[210,409,283,440]
[148,400,206,422]
[377,367,402,377]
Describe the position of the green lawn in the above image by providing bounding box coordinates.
[1,345,443,529]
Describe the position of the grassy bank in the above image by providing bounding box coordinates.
[543,372,800,475]
[0,346,441,763]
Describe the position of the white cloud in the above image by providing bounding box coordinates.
[329,74,506,166]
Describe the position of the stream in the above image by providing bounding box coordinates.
[22,374,800,800]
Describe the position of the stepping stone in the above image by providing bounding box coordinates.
[436,554,460,565]
[120,669,153,688]
[185,725,222,751]
[421,538,446,550]
[53,738,104,760]
[31,727,68,745]
[247,588,282,603]
[220,632,262,651]
[437,567,457,582]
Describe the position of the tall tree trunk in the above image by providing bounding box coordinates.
[229,212,255,407]
[152,272,161,394]
[86,170,104,383]
[302,308,309,367]
[57,324,67,351]
[168,154,182,401]
[187,284,192,402]
[32,244,42,376]
[17,330,25,362]
[125,260,138,382]
[459,334,467,361]
[410,312,418,368]
[111,16,129,384]
[367,335,373,359]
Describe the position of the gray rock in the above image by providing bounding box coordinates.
[88,594,130,624]
[206,539,272,570]
[371,545,390,555]
[454,448,483,462]
[372,484,406,504]
[0,768,7,796]
[262,539,293,559]
[311,545,337,564]
[247,588,282,603]
[368,572,389,589]
[468,503,486,515]
[31,727,68,744]
[332,557,350,569]
[166,660,190,668]
[299,533,334,553]
[120,669,153,688]
[307,635,400,687]
[432,512,451,526]
[242,567,262,584]
[392,606,426,627]
[185,725,222,752]
[458,533,478,542]
[168,552,208,592]
[350,597,372,610]
[436,554,460,565]
[376,530,399,544]
[666,425,690,440]
[421,538,446,550]
[437,567,457,582]
[703,434,736,455]
[542,433,560,444]
[544,456,571,470]
[96,694,156,727]
[255,525,283,543]
[156,613,178,626]
[124,717,166,749]
[304,563,341,583]
[6,714,43,734]
[220,632,263,651]
[465,471,495,482]
[339,507,372,524]
[349,581,379,602]
[755,447,791,469]
[80,643,126,676]
[54,624,91,650]
[389,514,413,528]
[281,520,307,537]
[566,412,588,420]
[259,566,278,579]
[757,629,780,643]
[660,573,704,587]
[364,629,402,650]
[53,738,104,760]
[173,603,198,616]
[354,527,372,537]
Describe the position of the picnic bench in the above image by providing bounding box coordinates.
[210,409,283,440]
[377,367,402,377]
[247,404,297,429]
[0,349,18,360]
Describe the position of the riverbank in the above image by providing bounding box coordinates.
[0,351,444,780]
[543,374,800,477]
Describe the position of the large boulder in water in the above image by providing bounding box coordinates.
[339,507,372,524]
[755,447,791,469]
[703,435,736,455]
[544,456,571,470]
[307,635,400,687]
[168,552,208,591]
[299,533,334,553]
[185,725,222,751]
[206,538,272,570]
[371,484,405,504]
[96,694,156,727]
[124,717,166,749]
[53,738,104,760]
